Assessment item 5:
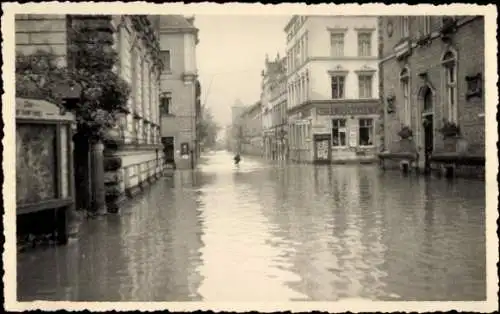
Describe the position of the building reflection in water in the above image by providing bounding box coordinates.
[17,152,486,302]
[195,160,305,301]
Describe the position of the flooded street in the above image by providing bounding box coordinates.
[17,150,486,302]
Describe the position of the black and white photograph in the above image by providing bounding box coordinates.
[2,2,498,312]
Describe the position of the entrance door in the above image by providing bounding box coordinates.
[161,137,175,167]
[314,134,331,164]
[422,88,434,174]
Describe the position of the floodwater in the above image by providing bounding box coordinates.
[17,150,486,302]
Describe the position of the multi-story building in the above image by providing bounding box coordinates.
[261,54,288,160]
[158,15,201,170]
[240,101,263,156]
[285,15,380,164]
[378,16,485,178]
[15,14,165,211]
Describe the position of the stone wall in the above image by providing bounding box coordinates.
[15,14,68,65]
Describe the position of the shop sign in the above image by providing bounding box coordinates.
[331,105,377,116]
[312,124,329,134]
[16,98,74,122]
[316,108,330,116]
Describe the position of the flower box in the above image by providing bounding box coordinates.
[398,126,413,139]
[439,120,460,139]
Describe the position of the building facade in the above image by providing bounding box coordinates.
[261,54,288,160]
[158,15,201,170]
[240,101,263,156]
[285,15,380,164]
[379,16,485,178]
[15,14,165,210]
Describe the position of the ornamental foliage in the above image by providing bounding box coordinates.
[15,16,131,142]
[439,119,461,139]
[198,105,221,149]
[398,125,413,139]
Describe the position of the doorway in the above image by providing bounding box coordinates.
[161,136,175,168]
[422,87,434,174]
[313,134,331,164]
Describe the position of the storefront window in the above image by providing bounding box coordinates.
[359,118,374,146]
[332,119,347,147]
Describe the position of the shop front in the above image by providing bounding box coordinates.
[311,100,380,164]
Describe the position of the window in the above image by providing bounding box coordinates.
[358,33,372,57]
[402,16,410,37]
[331,75,345,99]
[332,119,347,147]
[330,33,344,57]
[422,16,431,35]
[400,67,411,125]
[160,92,172,115]
[359,118,374,146]
[442,50,458,123]
[358,75,373,98]
[423,87,433,112]
[160,50,171,72]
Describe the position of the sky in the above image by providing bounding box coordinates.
[195,15,290,128]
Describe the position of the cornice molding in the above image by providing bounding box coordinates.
[327,27,348,33]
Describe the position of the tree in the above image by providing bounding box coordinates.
[15,16,131,144]
[198,105,221,149]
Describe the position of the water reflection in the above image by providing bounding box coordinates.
[17,151,486,302]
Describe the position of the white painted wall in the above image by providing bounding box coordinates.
[308,60,379,100]
[307,16,379,58]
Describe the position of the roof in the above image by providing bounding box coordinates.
[159,15,197,31]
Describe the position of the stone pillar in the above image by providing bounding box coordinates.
[90,141,106,215]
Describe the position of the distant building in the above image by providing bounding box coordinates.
[261,54,288,160]
[230,103,246,153]
[285,15,380,164]
[379,16,485,178]
[159,15,201,170]
[240,101,263,156]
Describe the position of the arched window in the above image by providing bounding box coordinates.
[399,67,411,126]
[423,87,433,112]
[441,49,458,123]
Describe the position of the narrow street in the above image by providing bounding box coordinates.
[17,151,486,302]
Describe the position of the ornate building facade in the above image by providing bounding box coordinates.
[261,54,288,160]
[240,101,263,156]
[285,15,380,164]
[379,16,485,178]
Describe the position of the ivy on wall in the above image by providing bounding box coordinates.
[15,15,131,143]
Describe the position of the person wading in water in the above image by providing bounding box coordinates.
[234,153,241,165]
